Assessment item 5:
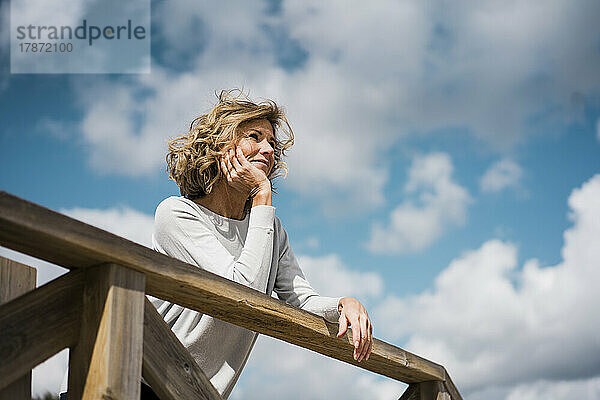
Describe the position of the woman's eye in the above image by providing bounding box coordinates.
[249,133,259,140]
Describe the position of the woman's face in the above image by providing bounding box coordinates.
[236,119,276,175]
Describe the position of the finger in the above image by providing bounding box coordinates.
[365,336,373,361]
[235,145,252,167]
[366,321,373,360]
[229,149,242,170]
[358,316,369,362]
[337,313,348,337]
[351,318,360,360]
[362,319,373,361]
[227,151,241,178]
[362,318,371,361]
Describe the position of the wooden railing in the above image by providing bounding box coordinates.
[0,191,463,400]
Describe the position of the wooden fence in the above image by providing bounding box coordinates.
[0,191,462,400]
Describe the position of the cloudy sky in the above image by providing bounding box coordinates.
[1,0,600,399]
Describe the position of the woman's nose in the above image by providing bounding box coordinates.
[260,140,274,156]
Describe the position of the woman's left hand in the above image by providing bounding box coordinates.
[337,297,373,362]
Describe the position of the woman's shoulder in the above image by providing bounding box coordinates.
[157,195,191,211]
[156,196,193,217]
[154,196,207,227]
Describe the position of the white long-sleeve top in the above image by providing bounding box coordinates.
[151,196,341,398]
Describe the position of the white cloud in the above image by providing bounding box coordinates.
[79,86,165,176]
[367,153,471,254]
[281,0,600,146]
[480,159,523,193]
[297,253,384,302]
[374,174,600,394]
[61,206,154,247]
[505,377,600,400]
[467,377,600,400]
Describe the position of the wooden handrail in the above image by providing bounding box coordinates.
[0,191,462,398]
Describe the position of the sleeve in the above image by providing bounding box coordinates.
[152,197,274,293]
[273,218,341,323]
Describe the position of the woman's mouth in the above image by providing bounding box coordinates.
[252,159,269,168]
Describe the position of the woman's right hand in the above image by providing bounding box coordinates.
[220,146,272,204]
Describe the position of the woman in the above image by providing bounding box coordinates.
[150,90,374,398]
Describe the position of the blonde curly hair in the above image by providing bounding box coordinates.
[166,89,294,199]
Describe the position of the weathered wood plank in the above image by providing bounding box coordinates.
[0,257,36,399]
[143,298,222,400]
[67,264,145,400]
[0,191,451,385]
[0,269,83,390]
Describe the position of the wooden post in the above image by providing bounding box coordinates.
[399,381,451,400]
[419,381,451,400]
[67,263,145,400]
[0,257,36,400]
[142,298,222,400]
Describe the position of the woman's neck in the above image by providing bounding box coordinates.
[192,180,248,220]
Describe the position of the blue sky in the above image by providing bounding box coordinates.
[2,1,600,399]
